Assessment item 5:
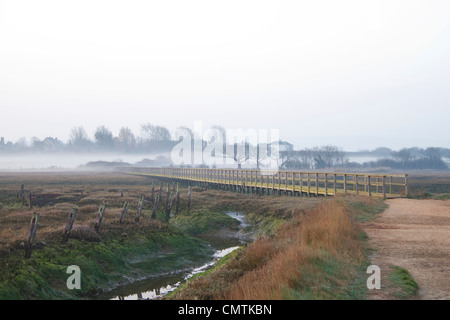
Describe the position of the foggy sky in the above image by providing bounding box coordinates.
[1,0,449,151]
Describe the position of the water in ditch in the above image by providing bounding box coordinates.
[94,211,252,300]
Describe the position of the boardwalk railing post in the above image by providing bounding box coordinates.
[315,173,319,196]
[355,175,359,195]
[382,176,386,199]
[299,173,302,196]
[333,174,337,196]
[324,174,328,196]
[405,174,409,197]
[368,176,372,197]
[307,173,311,196]
[344,174,347,193]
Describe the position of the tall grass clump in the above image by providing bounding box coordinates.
[225,200,364,300]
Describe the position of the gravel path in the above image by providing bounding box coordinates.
[363,199,450,300]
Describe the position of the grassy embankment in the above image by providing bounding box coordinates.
[169,195,388,300]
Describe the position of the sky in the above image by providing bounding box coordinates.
[1,0,449,151]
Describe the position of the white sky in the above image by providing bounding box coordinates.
[1,0,449,151]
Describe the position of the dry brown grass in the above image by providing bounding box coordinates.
[0,172,167,250]
[224,200,362,300]
[171,197,366,300]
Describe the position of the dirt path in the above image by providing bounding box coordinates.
[363,199,450,300]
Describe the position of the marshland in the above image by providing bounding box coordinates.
[0,171,448,299]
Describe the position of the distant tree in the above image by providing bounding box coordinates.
[371,147,392,156]
[116,127,136,150]
[69,126,91,149]
[31,137,43,151]
[424,147,441,161]
[94,126,115,150]
[15,137,28,149]
[42,137,64,152]
[392,148,413,164]
[141,123,171,141]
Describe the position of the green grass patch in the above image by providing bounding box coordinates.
[388,266,419,298]
[0,228,213,300]
[341,197,388,222]
[434,193,450,200]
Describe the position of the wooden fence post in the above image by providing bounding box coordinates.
[405,174,409,196]
[62,208,77,244]
[176,183,180,215]
[94,204,106,232]
[333,174,337,196]
[25,212,40,259]
[315,174,319,196]
[135,196,145,223]
[120,201,130,224]
[165,184,170,214]
[187,186,192,212]
[151,190,161,219]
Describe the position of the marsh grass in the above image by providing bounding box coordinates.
[388,266,419,298]
[170,195,383,300]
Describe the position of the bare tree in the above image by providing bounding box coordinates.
[116,127,136,150]
[69,126,91,149]
[141,123,171,141]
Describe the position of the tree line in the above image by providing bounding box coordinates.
[0,123,175,153]
[280,146,449,170]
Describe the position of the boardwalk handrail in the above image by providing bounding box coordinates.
[116,167,408,198]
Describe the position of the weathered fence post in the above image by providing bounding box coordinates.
[20,184,25,204]
[187,186,192,212]
[151,183,155,204]
[62,209,77,244]
[135,196,144,222]
[94,204,106,232]
[25,212,40,259]
[120,201,130,224]
[165,184,170,214]
[175,183,180,215]
[151,187,162,219]
[166,191,175,221]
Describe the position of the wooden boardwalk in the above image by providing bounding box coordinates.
[117,167,408,198]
